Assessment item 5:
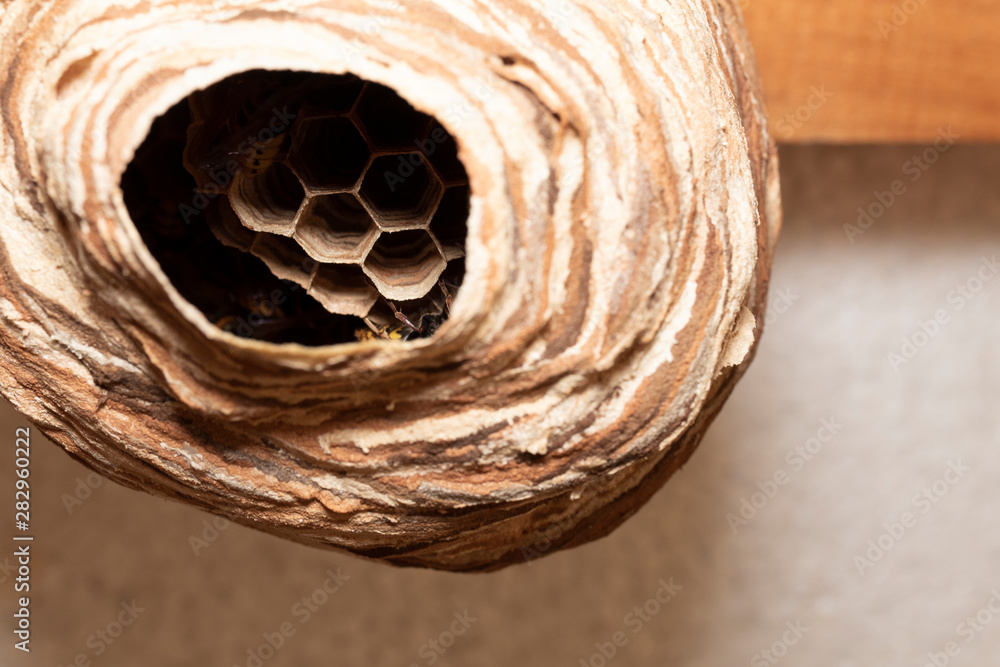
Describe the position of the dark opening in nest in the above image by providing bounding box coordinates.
[121,69,469,345]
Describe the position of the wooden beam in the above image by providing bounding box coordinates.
[743,1,1000,142]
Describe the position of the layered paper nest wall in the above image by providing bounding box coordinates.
[0,0,780,571]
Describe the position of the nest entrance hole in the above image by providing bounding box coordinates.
[120,69,469,345]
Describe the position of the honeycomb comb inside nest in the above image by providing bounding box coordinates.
[123,70,468,345]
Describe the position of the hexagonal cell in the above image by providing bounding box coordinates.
[300,75,365,114]
[358,153,443,229]
[429,184,470,258]
[293,193,378,264]
[289,116,370,193]
[181,120,222,191]
[365,285,451,340]
[353,83,433,151]
[421,122,469,186]
[250,234,317,287]
[307,264,380,317]
[229,161,305,235]
[440,257,465,293]
[204,196,257,252]
[362,229,446,301]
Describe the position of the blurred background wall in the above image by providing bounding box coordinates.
[2,144,1000,666]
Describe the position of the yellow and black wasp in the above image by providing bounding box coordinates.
[355,279,456,342]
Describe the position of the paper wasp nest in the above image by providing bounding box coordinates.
[0,0,780,571]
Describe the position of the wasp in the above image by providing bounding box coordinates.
[354,322,410,342]
[193,126,289,185]
[243,132,287,176]
[186,77,313,190]
[355,303,419,342]
[213,288,290,338]
[260,292,289,320]
[356,279,455,342]
[215,313,287,338]
[405,278,457,337]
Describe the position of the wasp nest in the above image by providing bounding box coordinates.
[0,0,780,571]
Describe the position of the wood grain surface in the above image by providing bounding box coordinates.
[744,0,1000,142]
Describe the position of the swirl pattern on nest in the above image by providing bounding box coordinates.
[0,0,779,570]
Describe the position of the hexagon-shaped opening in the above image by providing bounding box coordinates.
[204,197,257,252]
[250,234,317,287]
[307,264,379,317]
[422,122,468,186]
[300,75,365,114]
[124,68,472,347]
[362,229,446,301]
[429,184,470,257]
[289,116,371,192]
[293,193,378,264]
[359,153,443,229]
[353,83,432,151]
[182,119,234,192]
[229,161,305,235]
[440,257,465,294]
[364,283,451,340]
